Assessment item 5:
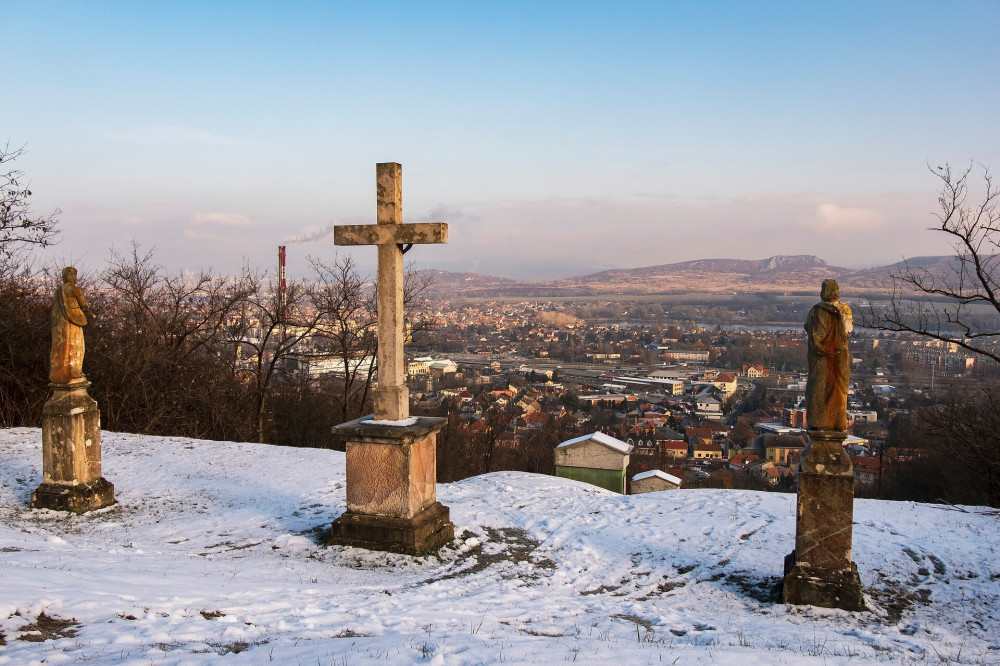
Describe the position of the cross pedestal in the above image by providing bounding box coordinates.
[32,381,115,514]
[783,430,864,611]
[328,417,451,554]
[327,162,453,554]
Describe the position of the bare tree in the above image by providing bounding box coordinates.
[93,245,256,440]
[0,266,51,426]
[226,268,324,443]
[103,243,252,363]
[861,163,1000,361]
[1,142,60,263]
[308,255,378,423]
[308,256,435,424]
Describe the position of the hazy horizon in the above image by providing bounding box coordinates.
[6,2,999,281]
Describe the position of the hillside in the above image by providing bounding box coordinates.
[421,255,957,298]
[1,428,998,664]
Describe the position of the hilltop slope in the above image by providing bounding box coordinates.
[421,255,959,298]
[1,428,997,664]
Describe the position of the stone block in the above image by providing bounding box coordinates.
[329,501,454,555]
[41,383,104,484]
[345,434,435,518]
[33,383,115,513]
[794,431,854,570]
[783,429,864,610]
[31,477,115,514]
[329,415,452,554]
[783,551,865,611]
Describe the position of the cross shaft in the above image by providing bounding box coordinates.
[334,163,447,420]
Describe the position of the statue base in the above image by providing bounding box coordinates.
[33,380,116,513]
[783,429,863,610]
[31,477,116,514]
[329,501,454,555]
[783,550,865,611]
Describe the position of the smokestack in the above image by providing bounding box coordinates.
[278,245,287,324]
[278,245,287,296]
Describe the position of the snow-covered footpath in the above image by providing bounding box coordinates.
[1,428,998,665]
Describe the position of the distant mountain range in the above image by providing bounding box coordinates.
[418,255,956,298]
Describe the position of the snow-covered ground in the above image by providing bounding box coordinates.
[1,427,998,665]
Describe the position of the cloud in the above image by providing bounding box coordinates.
[812,203,883,233]
[122,216,145,226]
[191,212,252,227]
[183,228,226,242]
[98,125,252,146]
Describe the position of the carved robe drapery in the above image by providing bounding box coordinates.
[50,274,89,385]
[804,293,852,431]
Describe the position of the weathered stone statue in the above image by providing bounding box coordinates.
[783,278,864,611]
[32,266,115,514]
[804,279,852,431]
[50,266,89,385]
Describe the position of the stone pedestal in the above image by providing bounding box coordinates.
[783,430,864,611]
[32,382,115,514]
[328,415,454,555]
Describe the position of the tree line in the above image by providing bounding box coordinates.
[0,245,432,448]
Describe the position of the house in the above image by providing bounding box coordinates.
[766,465,796,486]
[713,372,738,395]
[762,433,809,465]
[740,364,769,378]
[517,399,542,414]
[407,358,431,375]
[851,456,881,485]
[662,440,689,460]
[848,410,878,423]
[727,453,760,470]
[520,411,548,430]
[695,394,721,411]
[691,440,724,460]
[695,394,723,421]
[554,431,633,494]
[631,469,682,494]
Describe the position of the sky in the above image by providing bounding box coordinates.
[4,1,999,280]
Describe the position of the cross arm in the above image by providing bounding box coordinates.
[334,222,448,247]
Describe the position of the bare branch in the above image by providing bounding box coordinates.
[859,163,1000,362]
[0,141,60,259]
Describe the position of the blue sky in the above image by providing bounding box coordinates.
[5,1,999,279]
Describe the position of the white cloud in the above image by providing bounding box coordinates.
[812,203,883,233]
[191,212,252,227]
[98,125,252,146]
[183,228,226,242]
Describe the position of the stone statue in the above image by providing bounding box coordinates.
[50,266,89,385]
[804,279,852,431]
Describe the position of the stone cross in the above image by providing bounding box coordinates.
[334,163,447,420]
